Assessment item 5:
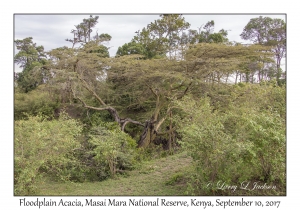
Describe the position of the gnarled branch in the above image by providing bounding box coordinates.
[71,85,144,130]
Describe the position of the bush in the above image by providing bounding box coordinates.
[14,87,60,120]
[175,95,285,195]
[87,123,138,178]
[14,113,82,195]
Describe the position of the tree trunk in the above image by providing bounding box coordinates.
[75,77,178,149]
[167,111,174,151]
[235,71,238,84]
[276,57,281,83]
[137,93,162,148]
[138,120,157,148]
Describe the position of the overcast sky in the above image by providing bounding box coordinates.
[14,14,285,72]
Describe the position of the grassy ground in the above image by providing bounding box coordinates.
[36,152,193,196]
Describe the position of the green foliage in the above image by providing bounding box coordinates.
[66,15,100,46]
[174,92,285,195]
[198,20,229,43]
[14,15,286,196]
[240,16,286,83]
[14,113,82,195]
[83,41,110,58]
[116,41,146,57]
[165,172,184,185]
[14,87,60,120]
[14,37,46,68]
[231,82,286,121]
[175,97,236,190]
[82,110,114,130]
[88,123,138,177]
[132,14,191,59]
[14,37,48,92]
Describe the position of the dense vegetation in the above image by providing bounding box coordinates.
[14,15,286,196]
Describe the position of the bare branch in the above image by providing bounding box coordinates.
[78,76,107,106]
[71,85,112,111]
[83,105,111,111]
[121,118,144,131]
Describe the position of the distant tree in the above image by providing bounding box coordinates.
[83,40,110,58]
[14,37,48,92]
[66,15,100,48]
[198,20,229,43]
[151,14,191,58]
[65,17,111,62]
[131,14,191,59]
[240,16,286,83]
[14,37,46,69]
[116,41,146,57]
[95,33,112,43]
[185,42,273,85]
[83,15,100,42]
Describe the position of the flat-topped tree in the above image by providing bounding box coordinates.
[108,44,272,148]
[50,15,274,150]
[185,43,274,85]
[55,42,273,149]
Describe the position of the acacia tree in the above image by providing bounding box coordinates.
[48,15,274,150]
[106,55,194,149]
[49,12,274,149]
[54,42,272,150]
[153,14,191,59]
[240,16,286,82]
[47,16,111,104]
[185,43,273,85]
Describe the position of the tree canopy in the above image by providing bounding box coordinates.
[241,16,286,83]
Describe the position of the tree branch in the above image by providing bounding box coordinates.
[177,82,192,100]
[146,84,158,97]
[121,118,144,131]
[71,85,144,130]
[154,107,171,131]
[78,76,107,106]
[71,87,110,111]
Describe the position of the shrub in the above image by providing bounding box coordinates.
[88,123,138,178]
[14,113,82,195]
[175,95,285,195]
[14,87,60,120]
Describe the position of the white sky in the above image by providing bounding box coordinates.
[14,14,285,72]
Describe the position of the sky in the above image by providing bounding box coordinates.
[14,14,286,72]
